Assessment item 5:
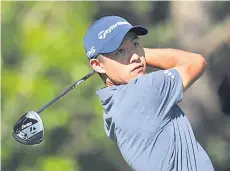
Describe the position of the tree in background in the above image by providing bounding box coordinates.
[2,1,230,171]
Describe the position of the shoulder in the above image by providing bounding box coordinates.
[130,69,181,87]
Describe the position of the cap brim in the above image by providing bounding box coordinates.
[130,25,148,36]
[100,25,148,54]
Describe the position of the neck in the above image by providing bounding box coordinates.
[105,78,114,87]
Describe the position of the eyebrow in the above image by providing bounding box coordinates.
[131,35,139,41]
[117,34,139,50]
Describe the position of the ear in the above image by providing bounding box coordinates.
[89,59,105,73]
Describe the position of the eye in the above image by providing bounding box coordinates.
[133,42,139,47]
[117,48,125,55]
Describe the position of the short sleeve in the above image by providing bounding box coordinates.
[133,68,183,120]
[151,68,183,105]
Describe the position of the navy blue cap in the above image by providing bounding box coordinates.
[84,16,148,59]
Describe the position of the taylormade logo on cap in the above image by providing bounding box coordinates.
[98,21,131,40]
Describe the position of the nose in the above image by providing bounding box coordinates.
[130,53,140,63]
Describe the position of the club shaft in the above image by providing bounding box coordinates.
[36,70,95,114]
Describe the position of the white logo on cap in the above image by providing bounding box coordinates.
[98,21,131,40]
[87,46,96,58]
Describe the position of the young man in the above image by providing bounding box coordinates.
[84,16,215,171]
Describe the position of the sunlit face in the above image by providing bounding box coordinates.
[90,32,146,85]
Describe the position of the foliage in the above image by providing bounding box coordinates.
[2,1,230,171]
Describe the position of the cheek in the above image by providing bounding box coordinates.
[140,57,147,72]
[141,56,146,65]
[106,64,131,80]
[104,61,125,75]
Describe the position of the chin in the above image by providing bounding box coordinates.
[131,72,145,80]
[137,72,145,77]
[137,69,146,75]
[129,68,146,81]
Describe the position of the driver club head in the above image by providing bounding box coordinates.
[12,111,44,145]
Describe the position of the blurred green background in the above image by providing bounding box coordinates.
[1,1,230,171]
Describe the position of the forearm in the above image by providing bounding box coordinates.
[144,48,207,91]
[144,48,206,70]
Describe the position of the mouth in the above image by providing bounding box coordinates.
[131,64,144,72]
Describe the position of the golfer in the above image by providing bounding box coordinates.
[84,16,215,171]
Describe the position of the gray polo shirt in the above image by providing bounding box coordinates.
[96,69,214,171]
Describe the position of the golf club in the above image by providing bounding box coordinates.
[12,70,95,145]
